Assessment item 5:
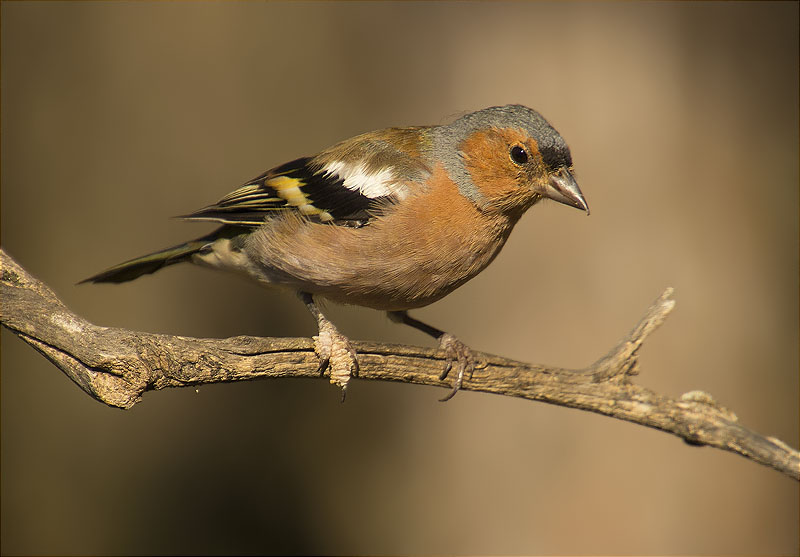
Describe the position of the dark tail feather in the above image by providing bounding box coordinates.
[79,239,210,284]
[80,225,250,285]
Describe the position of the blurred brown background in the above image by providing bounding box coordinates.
[2,2,797,555]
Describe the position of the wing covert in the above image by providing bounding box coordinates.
[182,157,396,228]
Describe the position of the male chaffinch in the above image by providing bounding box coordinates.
[83,104,589,400]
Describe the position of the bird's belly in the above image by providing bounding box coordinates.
[242,215,511,311]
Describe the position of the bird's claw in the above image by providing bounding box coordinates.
[437,333,478,402]
[313,319,359,401]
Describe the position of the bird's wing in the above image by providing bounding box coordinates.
[182,128,431,228]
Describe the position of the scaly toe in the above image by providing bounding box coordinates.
[437,333,477,401]
[313,320,359,395]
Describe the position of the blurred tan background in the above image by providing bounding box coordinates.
[2,2,797,555]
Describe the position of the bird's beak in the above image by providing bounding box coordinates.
[540,167,589,215]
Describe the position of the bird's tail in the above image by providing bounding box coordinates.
[79,227,235,284]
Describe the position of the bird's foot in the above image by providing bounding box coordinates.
[437,333,479,402]
[314,318,359,401]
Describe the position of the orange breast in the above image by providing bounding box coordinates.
[243,165,520,310]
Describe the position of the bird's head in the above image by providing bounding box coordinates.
[432,104,589,217]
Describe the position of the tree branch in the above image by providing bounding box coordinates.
[2,248,798,481]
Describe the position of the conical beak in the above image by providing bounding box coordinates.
[541,167,589,215]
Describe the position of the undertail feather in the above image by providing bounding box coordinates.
[79,226,244,284]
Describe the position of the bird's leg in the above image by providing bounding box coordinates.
[387,311,477,401]
[301,292,358,401]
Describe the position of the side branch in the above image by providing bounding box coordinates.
[2,248,798,480]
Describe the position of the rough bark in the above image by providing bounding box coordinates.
[2,248,797,480]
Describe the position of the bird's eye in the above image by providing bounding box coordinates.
[510,145,528,165]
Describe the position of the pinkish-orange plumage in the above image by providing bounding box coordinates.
[83,105,589,399]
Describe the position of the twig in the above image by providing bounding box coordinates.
[2,248,798,480]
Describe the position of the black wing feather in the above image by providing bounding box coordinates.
[182,157,392,227]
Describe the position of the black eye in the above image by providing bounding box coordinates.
[510,145,528,165]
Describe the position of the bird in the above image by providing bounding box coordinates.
[82,104,589,400]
